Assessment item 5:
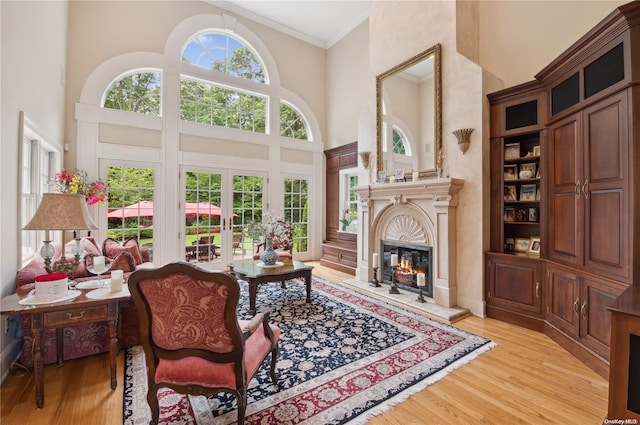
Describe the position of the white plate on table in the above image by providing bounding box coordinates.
[19,290,82,306]
[256,261,284,268]
[86,284,130,300]
[75,279,110,290]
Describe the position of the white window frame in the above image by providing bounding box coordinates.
[19,112,62,266]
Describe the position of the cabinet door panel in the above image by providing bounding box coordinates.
[548,115,583,265]
[583,92,629,281]
[580,275,624,360]
[488,255,542,316]
[547,265,579,336]
[586,189,623,271]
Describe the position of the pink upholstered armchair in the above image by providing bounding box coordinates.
[127,261,280,425]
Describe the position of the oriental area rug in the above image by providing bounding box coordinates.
[123,276,495,425]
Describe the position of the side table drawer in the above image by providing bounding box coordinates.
[44,305,109,327]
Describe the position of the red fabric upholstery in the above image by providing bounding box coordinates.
[155,324,281,388]
[128,262,279,425]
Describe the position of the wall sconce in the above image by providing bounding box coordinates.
[359,151,372,170]
[453,128,474,154]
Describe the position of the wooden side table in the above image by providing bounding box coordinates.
[0,288,129,408]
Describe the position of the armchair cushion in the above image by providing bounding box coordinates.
[155,322,280,388]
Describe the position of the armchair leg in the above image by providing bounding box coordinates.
[270,345,279,386]
[237,388,247,425]
[148,386,160,425]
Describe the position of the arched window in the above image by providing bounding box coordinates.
[280,101,309,140]
[103,71,161,115]
[392,126,411,156]
[182,32,265,83]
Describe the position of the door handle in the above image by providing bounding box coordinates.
[573,299,579,313]
[582,179,589,199]
[581,302,588,319]
[535,282,540,299]
[575,180,581,198]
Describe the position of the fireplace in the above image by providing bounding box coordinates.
[381,240,433,297]
[356,178,464,308]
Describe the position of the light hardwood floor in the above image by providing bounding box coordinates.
[0,262,609,425]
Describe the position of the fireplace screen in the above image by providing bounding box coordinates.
[381,240,433,297]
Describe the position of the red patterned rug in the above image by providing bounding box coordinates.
[123,276,494,424]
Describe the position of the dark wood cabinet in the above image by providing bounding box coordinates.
[486,82,546,331]
[547,263,625,376]
[321,142,358,274]
[607,286,640,421]
[486,252,543,330]
[487,2,640,380]
[547,92,629,281]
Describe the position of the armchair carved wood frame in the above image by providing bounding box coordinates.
[128,261,280,425]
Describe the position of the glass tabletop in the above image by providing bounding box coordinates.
[229,259,312,278]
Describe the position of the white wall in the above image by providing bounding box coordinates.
[479,0,628,88]
[0,0,69,379]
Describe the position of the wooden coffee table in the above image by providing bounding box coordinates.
[228,259,314,315]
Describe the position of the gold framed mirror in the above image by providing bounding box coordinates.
[376,44,442,178]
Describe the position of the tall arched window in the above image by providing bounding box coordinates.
[182,32,266,83]
[103,71,161,115]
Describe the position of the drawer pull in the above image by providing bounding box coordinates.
[67,311,86,320]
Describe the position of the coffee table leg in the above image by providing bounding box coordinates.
[249,281,257,315]
[305,272,312,303]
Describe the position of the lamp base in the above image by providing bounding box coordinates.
[50,254,81,279]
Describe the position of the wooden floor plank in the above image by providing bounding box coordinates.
[0,262,608,425]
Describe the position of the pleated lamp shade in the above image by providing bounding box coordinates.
[23,193,98,231]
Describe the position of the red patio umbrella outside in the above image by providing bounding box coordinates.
[107,200,154,218]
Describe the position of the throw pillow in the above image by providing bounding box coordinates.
[85,252,136,273]
[103,238,144,265]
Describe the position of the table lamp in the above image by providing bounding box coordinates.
[23,193,99,274]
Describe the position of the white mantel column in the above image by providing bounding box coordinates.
[433,194,458,307]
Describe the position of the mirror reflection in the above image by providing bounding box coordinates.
[377,44,441,178]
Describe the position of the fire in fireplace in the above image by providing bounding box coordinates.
[380,240,433,297]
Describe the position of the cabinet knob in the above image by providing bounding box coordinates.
[575,180,581,198]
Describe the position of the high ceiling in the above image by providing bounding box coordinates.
[210,1,370,48]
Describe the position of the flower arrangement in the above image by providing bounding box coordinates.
[52,169,107,206]
[245,220,267,242]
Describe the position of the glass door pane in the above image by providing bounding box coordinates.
[284,177,309,255]
[232,173,265,260]
[184,171,224,267]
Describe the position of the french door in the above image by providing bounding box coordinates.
[182,166,266,268]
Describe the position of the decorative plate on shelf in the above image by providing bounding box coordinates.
[256,261,284,268]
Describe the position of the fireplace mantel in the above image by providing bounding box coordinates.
[355,178,465,309]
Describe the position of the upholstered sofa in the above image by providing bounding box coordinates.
[14,237,152,367]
